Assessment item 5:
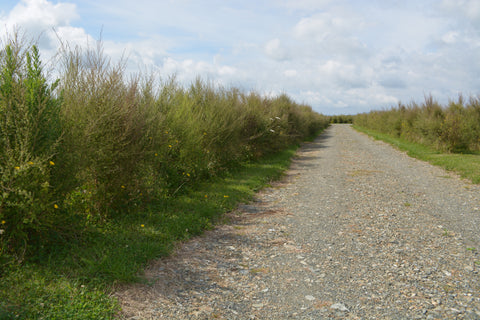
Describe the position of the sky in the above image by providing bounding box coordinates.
[1,0,480,115]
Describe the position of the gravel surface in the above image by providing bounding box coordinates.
[115,124,480,319]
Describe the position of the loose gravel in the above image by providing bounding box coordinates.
[115,124,480,319]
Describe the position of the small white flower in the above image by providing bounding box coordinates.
[270,129,275,133]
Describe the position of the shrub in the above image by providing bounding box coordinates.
[354,94,480,154]
[0,35,62,259]
[57,42,155,218]
[0,34,329,263]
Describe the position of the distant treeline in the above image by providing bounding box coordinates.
[0,35,329,258]
[354,95,480,153]
[329,115,354,124]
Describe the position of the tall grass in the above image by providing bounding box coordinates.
[354,95,480,153]
[0,34,329,266]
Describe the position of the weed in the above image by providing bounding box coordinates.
[442,228,453,237]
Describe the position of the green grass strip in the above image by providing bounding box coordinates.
[0,143,302,319]
[353,125,480,184]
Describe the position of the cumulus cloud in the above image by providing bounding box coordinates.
[2,0,78,30]
[0,0,82,48]
[0,0,97,68]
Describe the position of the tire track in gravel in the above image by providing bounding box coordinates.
[115,124,480,319]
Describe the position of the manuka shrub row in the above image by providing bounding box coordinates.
[0,36,329,261]
[354,95,480,153]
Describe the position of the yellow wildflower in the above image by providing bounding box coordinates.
[14,166,20,170]
[1,220,5,224]
[49,161,55,166]
[54,204,59,209]
[224,195,229,198]
[186,173,190,177]
[141,224,145,228]
[121,185,125,189]
[155,153,158,156]
[168,145,172,148]
[28,161,34,165]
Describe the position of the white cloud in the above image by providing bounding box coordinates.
[3,0,78,28]
[0,0,95,67]
[441,0,480,25]
[283,69,297,77]
[293,13,354,41]
[218,65,236,76]
[441,31,459,44]
[277,0,334,12]
[317,60,369,89]
[1,0,79,47]
[155,56,241,87]
[264,38,290,61]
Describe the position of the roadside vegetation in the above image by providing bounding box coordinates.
[353,95,480,183]
[0,33,329,318]
[329,114,353,124]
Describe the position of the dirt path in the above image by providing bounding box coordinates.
[115,124,480,319]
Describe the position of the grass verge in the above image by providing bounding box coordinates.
[353,125,480,184]
[0,142,303,319]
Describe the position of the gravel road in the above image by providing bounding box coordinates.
[116,124,480,319]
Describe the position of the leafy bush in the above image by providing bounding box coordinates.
[0,35,62,260]
[0,34,328,262]
[329,115,354,124]
[57,43,150,217]
[354,95,480,154]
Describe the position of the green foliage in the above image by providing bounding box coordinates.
[329,114,354,124]
[55,45,329,218]
[1,143,301,319]
[354,95,480,153]
[57,43,150,217]
[0,35,62,261]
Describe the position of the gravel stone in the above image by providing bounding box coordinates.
[330,303,349,312]
[115,124,480,319]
